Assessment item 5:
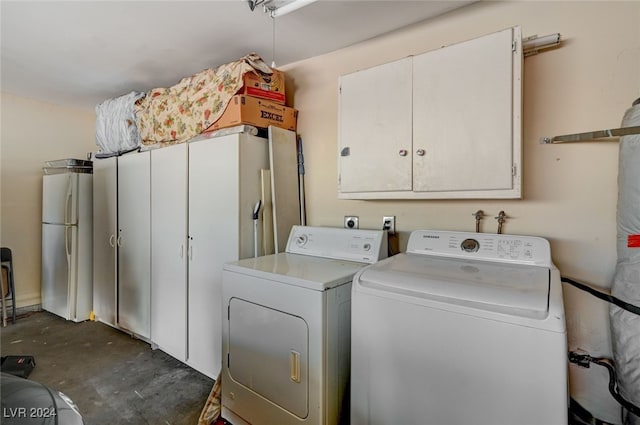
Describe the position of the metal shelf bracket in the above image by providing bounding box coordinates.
[540,125,640,144]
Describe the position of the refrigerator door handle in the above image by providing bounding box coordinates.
[65,225,72,257]
[65,225,73,319]
[64,176,73,225]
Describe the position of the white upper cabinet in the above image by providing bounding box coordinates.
[338,27,522,199]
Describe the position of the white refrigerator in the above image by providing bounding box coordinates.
[41,167,93,322]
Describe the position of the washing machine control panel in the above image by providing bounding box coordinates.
[286,226,387,264]
[407,230,552,266]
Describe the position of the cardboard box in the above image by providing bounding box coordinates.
[239,69,286,105]
[205,95,297,132]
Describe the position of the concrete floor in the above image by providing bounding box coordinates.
[1,311,214,425]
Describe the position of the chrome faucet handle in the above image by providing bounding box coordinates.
[472,210,484,233]
[494,211,507,234]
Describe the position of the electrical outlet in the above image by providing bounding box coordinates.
[344,216,359,229]
[382,216,395,234]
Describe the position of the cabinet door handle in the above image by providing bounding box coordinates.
[416,149,426,156]
[398,149,408,157]
[109,234,116,248]
[116,235,123,247]
[290,350,301,383]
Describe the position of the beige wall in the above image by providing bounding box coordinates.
[0,0,637,421]
[282,1,639,422]
[0,92,95,307]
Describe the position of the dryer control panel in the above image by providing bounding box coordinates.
[286,226,388,264]
[406,230,551,267]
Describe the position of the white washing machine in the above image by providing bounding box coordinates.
[221,225,387,425]
[351,230,568,425]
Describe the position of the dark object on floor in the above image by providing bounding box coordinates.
[0,311,214,425]
[1,355,36,378]
[1,246,17,324]
[1,372,84,425]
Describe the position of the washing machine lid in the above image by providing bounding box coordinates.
[224,253,365,291]
[356,253,550,316]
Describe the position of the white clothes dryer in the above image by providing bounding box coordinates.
[351,230,568,425]
[221,226,387,425]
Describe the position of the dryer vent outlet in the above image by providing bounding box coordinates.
[344,216,359,229]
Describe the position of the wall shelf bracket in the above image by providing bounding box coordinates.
[540,125,640,144]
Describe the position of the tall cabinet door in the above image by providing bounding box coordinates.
[118,151,151,339]
[338,57,412,194]
[92,157,118,326]
[187,134,268,379]
[151,143,188,360]
[187,136,237,378]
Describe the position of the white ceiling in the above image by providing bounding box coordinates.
[1,0,475,109]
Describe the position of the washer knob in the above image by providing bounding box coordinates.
[460,238,480,253]
[296,234,308,247]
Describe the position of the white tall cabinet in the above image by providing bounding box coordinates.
[117,151,151,339]
[93,156,118,326]
[187,133,268,378]
[150,143,188,361]
[93,132,270,379]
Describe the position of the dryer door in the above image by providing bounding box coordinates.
[228,298,309,418]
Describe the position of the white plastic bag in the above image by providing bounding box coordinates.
[95,91,145,154]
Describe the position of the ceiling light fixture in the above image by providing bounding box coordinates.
[268,0,318,17]
[247,0,318,17]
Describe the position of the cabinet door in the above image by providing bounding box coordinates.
[338,57,412,194]
[187,134,268,378]
[413,27,521,197]
[92,157,117,326]
[151,144,188,360]
[117,151,151,339]
[187,135,240,378]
